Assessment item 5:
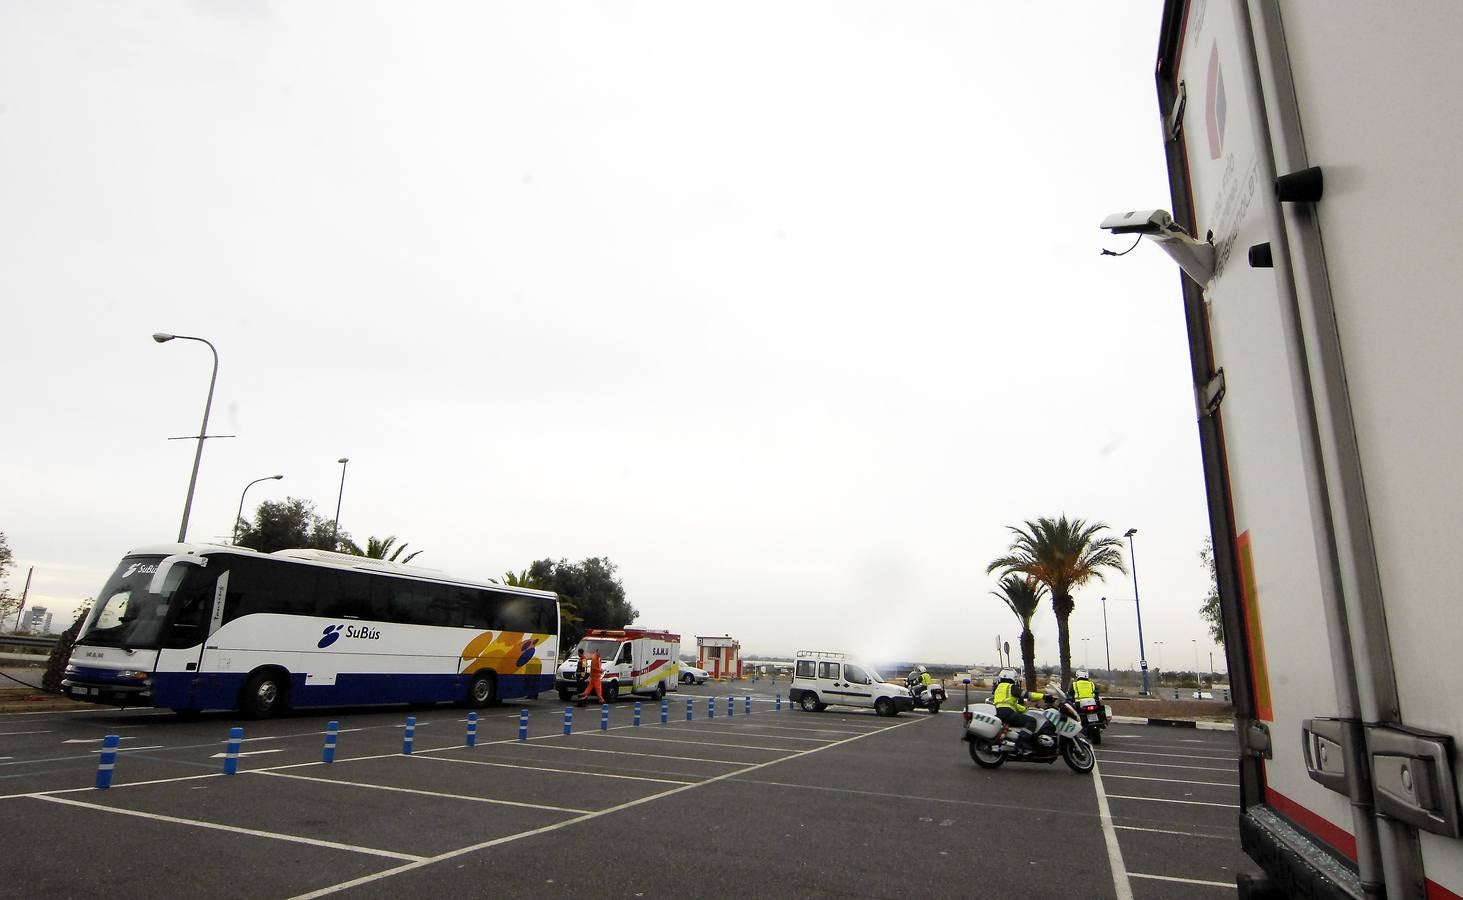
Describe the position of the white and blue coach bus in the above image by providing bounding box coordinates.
[62,544,559,718]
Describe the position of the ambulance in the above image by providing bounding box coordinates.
[555,627,680,702]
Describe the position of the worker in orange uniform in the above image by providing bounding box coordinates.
[580,651,605,705]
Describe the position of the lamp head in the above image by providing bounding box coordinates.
[271,475,284,480]
[337,457,349,464]
[152,333,175,343]
[1124,528,1137,537]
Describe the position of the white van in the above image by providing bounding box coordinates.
[788,650,913,717]
[555,628,680,702]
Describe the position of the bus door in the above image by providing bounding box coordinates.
[149,557,229,708]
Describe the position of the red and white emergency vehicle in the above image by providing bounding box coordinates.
[554,627,681,702]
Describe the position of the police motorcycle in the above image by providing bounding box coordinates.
[959,678,1095,774]
[1070,670,1107,745]
[904,666,946,714]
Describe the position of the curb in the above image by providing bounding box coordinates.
[1111,714,1235,732]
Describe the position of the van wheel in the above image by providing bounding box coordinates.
[558,688,573,702]
[606,682,619,703]
[874,697,896,717]
[799,693,821,712]
[466,672,497,709]
[240,670,288,719]
[656,681,667,700]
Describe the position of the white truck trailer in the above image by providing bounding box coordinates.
[1105,3,1463,897]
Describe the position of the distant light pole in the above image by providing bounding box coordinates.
[1100,596,1112,672]
[331,457,350,549]
[234,475,284,544]
[1125,527,1150,695]
[1081,637,1090,667]
[1192,639,1200,687]
[153,332,227,543]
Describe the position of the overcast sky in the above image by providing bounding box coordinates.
[1,1,1222,674]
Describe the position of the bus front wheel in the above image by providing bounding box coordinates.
[240,670,288,720]
[467,672,498,709]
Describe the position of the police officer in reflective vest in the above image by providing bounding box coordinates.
[1071,669,1098,702]
[991,668,1042,749]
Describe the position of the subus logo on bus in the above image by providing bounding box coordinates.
[122,563,158,578]
[318,624,381,648]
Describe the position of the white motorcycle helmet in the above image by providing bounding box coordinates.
[1075,669,1090,680]
[997,668,1017,683]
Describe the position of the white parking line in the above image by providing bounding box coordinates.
[1102,774,1239,788]
[1097,759,1235,773]
[415,754,696,785]
[1114,824,1235,840]
[592,733,795,753]
[503,742,752,766]
[209,749,287,759]
[251,770,592,814]
[28,794,425,861]
[1106,794,1239,809]
[681,728,830,743]
[728,723,866,736]
[0,731,52,736]
[289,714,928,898]
[1130,872,1236,889]
[1091,762,1135,900]
[1098,749,1236,761]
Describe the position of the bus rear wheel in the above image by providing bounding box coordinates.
[467,672,498,709]
[240,670,288,720]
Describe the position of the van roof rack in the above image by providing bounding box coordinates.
[795,650,847,660]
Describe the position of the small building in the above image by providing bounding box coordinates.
[696,635,742,680]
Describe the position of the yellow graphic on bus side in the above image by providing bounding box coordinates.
[459,631,551,676]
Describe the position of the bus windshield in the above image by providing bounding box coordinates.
[78,556,191,649]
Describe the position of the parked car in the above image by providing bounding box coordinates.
[679,662,709,684]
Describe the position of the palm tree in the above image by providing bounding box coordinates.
[987,514,1127,688]
[362,536,423,564]
[991,574,1047,690]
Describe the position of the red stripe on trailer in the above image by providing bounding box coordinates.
[1428,880,1463,900]
[1263,787,1357,862]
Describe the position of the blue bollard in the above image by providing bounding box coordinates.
[727,696,735,717]
[600,703,610,732]
[634,701,641,727]
[323,721,339,763]
[223,726,243,775]
[564,707,573,735]
[686,698,693,721]
[776,692,782,711]
[466,712,478,747]
[402,716,416,755]
[708,697,715,719]
[661,698,668,725]
[518,709,528,741]
[95,734,120,789]
[746,695,752,715]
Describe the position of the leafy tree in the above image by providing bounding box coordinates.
[0,531,19,631]
[991,574,1047,689]
[235,497,353,554]
[1198,538,1224,645]
[44,600,90,694]
[987,515,1127,689]
[516,557,636,651]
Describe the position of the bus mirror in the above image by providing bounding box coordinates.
[148,554,208,595]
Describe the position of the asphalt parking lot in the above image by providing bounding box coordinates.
[0,683,1257,898]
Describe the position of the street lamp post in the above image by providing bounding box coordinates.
[1125,527,1150,695]
[1081,637,1090,667]
[234,475,284,544]
[331,458,350,550]
[153,332,228,543]
[1100,596,1112,672]
[1192,639,1200,688]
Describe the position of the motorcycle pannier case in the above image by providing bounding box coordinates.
[966,703,1002,739]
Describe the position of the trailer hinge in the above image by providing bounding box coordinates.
[1366,724,1461,838]
[1302,717,1370,802]
[1165,80,1187,142]
[1198,367,1226,418]
[1244,719,1273,759]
